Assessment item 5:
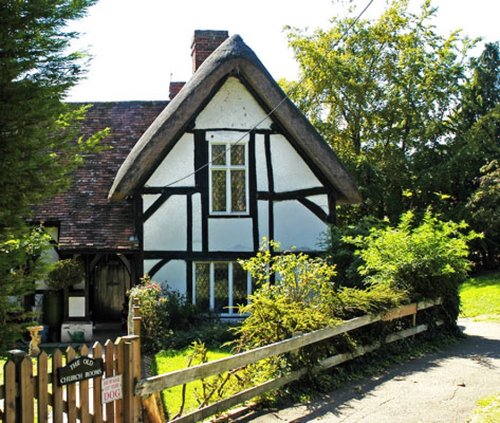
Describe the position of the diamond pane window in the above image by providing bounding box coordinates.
[209,139,248,214]
[194,262,251,315]
[231,170,246,212]
[211,170,227,212]
[195,263,210,312]
[232,263,247,308]
[230,144,245,165]
[211,144,226,165]
[214,263,229,313]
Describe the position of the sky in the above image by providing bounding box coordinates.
[66,0,500,102]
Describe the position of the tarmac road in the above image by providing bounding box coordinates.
[235,319,500,423]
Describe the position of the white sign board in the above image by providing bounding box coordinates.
[101,375,122,404]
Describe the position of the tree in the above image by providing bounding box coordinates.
[0,0,106,352]
[284,0,472,223]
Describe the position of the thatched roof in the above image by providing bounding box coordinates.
[109,35,361,204]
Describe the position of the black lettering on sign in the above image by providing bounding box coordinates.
[57,356,104,386]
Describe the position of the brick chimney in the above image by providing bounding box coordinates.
[191,30,229,73]
[169,81,185,100]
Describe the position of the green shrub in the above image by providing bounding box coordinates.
[129,275,199,352]
[347,210,480,327]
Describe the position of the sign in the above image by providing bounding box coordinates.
[57,357,103,386]
[102,375,123,404]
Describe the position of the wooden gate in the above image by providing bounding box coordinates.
[0,306,142,423]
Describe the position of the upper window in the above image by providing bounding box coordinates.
[209,141,248,215]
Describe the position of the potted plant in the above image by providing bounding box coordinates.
[43,258,83,341]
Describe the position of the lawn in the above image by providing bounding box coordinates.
[459,272,500,322]
[154,347,232,419]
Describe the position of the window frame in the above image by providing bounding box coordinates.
[208,139,249,216]
[192,261,252,316]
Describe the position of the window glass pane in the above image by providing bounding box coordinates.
[230,144,245,165]
[214,263,228,313]
[231,170,246,212]
[212,170,226,212]
[195,263,210,312]
[233,263,247,309]
[211,144,226,165]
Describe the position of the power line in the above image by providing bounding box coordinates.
[155,0,376,189]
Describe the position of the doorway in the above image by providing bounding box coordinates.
[90,254,131,323]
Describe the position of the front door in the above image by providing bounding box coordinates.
[91,254,131,322]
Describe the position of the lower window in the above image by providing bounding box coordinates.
[193,262,251,315]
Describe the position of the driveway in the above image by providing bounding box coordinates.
[235,319,500,423]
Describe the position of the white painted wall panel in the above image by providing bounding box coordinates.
[143,194,161,214]
[271,134,322,192]
[307,194,329,214]
[192,193,202,252]
[196,77,272,129]
[146,133,195,187]
[144,259,187,295]
[274,200,326,251]
[258,200,269,243]
[209,218,254,251]
[255,134,268,191]
[144,196,187,251]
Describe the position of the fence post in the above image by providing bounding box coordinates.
[7,350,27,422]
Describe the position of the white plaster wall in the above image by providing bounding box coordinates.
[195,77,272,129]
[143,194,161,214]
[271,134,322,192]
[144,196,187,251]
[255,134,268,191]
[307,194,330,215]
[148,260,187,295]
[208,218,253,251]
[145,133,195,187]
[274,200,326,251]
[192,193,202,252]
[258,200,269,242]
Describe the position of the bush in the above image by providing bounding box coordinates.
[346,210,480,327]
[128,275,199,352]
[47,258,83,291]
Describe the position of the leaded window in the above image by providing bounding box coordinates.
[209,141,248,214]
[193,262,251,315]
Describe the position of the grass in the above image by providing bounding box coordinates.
[154,347,232,419]
[459,272,500,322]
[472,393,500,423]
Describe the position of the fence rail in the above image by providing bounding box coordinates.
[138,298,443,423]
[1,298,443,422]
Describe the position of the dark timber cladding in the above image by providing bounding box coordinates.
[108,35,361,205]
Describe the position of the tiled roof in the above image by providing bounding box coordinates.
[33,101,167,251]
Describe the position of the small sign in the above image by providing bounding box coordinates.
[57,357,103,386]
[102,375,123,404]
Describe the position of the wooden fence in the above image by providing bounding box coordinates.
[137,298,443,423]
[1,298,443,422]
[0,304,142,423]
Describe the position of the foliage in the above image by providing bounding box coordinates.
[46,258,83,291]
[284,0,473,224]
[347,211,480,326]
[0,0,107,352]
[459,272,500,322]
[465,160,500,268]
[232,240,405,388]
[128,275,199,352]
[0,226,51,353]
[472,392,500,423]
[234,240,339,350]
